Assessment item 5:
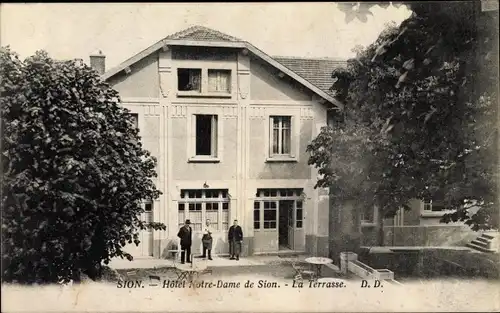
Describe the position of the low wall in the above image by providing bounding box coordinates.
[358,248,499,279]
[361,225,479,247]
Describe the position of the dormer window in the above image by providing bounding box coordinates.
[177,68,201,92]
[176,65,233,98]
[208,69,231,93]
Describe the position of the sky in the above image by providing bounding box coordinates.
[1,3,411,69]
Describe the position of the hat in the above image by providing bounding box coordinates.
[185,219,191,224]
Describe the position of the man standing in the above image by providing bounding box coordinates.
[228,219,243,260]
[201,219,213,260]
[177,219,192,264]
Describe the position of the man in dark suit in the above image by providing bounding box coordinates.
[177,219,192,264]
[228,219,243,260]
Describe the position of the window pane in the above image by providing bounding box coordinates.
[254,202,260,209]
[296,208,303,221]
[254,209,260,220]
[263,209,276,221]
[145,211,153,223]
[189,203,195,211]
[196,115,213,156]
[195,115,217,157]
[208,70,231,93]
[282,116,291,129]
[222,207,229,231]
[178,203,185,211]
[178,68,201,92]
[282,128,290,154]
[270,190,277,197]
[188,191,195,198]
[254,221,260,229]
[195,203,202,211]
[273,127,279,154]
[145,203,153,212]
[296,201,302,209]
[296,221,303,228]
[178,210,185,227]
[223,202,229,211]
[361,206,374,222]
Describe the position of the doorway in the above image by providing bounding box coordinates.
[279,200,294,250]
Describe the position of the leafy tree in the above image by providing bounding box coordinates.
[1,48,166,284]
[308,1,499,244]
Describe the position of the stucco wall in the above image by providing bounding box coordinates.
[250,58,312,101]
[248,118,313,180]
[361,225,479,247]
[169,116,238,181]
[108,53,159,98]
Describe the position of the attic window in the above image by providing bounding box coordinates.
[177,68,201,92]
[208,69,231,93]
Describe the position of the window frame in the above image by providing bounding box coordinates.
[207,69,232,94]
[177,189,230,232]
[360,205,378,227]
[177,68,202,93]
[266,114,299,162]
[420,199,454,218]
[187,113,223,163]
[174,60,235,98]
[253,188,304,231]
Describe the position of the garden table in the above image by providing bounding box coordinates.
[305,257,333,279]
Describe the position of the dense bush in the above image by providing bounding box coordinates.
[1,48,165,284]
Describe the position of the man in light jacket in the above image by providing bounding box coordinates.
[201,219,213,260]
[177,219,192,264]
[228,219,243,261]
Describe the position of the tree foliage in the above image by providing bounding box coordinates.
[1,47,166,284]
[308,2,499,233]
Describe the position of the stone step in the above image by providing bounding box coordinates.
[476,236,490,244]
[482,233,496,240]
[471,239,490,249]
[253,250,307,257]
[466,242,496,253]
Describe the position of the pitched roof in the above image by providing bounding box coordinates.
[274,57,347,96]
[164,25,241,42]
[102,25,344,109]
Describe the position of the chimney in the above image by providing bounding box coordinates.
[89,50,105,75]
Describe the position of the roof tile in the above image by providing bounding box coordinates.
[165,25,241,42]
[273,56,347,95]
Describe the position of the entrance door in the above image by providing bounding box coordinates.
[279,200,294,250]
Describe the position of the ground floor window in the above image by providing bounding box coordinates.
[178,189,230,231]
[423,200,446,212]
[360,205,376,224]
[253,188,304,230]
